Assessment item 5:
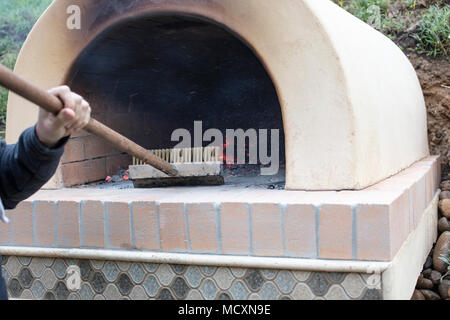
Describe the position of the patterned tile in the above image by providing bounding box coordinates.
[362,289,382,300]
[129,263,145,284]
[5,256,21,277]
[361,273,382,290]
[102,262,120,282]
[55,281,70,300]
[91,272,107,294]
[29,258,46,278]
[65,259,78,267]
[129,286,148,300]
[199,279,218,300]
[171,277,190,299]
[259,282,280,300]
[218,293,232,300]
[200,266,216,276]
[155,264,175,286]
[171,264,187,275]
[78,260,93,281]
[90,260,105,270]
[185,266,203,288]
[18,268,33,289]
[261,269,278,280]
[248,293,261,300]
[68,293,80,300]
[292,271,311,282]
[213,267,234,290]
[117,273,133,295]
[53,259,68,279]
[42,258,54,267]
[229,280,249,300]
[1,255,385,300]
[230,268,247,278]
[341,274,365,299]
[143,275,160,297]
[117,261,131,272]
[156,288,174,300]
[31,280,46,299]
[324,285,349,300]
[307,273,331,296]
[143,263,158,273]
[21,289,33,300]
[41,269,57,290]
[79,283,95,300]
[327,273,345,284]
[104,284,122,300]
[244,270,264,292]
[186,289,203,300]
[18,257,31,266]
[274,271,296,294]
[44,292,56,300]
[291,283,314,300]
[8,278,23,298]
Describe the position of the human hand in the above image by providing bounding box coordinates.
[35,86,91,148]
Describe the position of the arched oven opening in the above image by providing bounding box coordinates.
[64,14,286,189]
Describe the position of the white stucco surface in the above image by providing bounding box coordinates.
[6,0,429,190]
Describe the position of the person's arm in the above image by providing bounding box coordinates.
[0,126,68,209]
[0,86,91,218]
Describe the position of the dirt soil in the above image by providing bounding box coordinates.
[391,0,450,179]
[402,52,450,179]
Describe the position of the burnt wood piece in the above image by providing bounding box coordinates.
[132,175,224,188]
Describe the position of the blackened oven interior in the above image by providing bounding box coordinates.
[67,14,285,187]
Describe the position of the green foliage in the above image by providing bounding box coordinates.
[332,0,449,58]
[413,4,450,57]
[337,0,405,34]
[440,250,450,283]
[0,0,52,125]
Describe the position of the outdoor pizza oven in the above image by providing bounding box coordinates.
[5,0,429,190]
[0,0,442,300]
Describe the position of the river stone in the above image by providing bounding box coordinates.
[420,289,440,300]
[424,256,433,269]
[440,191,450,200]
[422,268,432,279]
[438,280,449,299]
[433,232,450,273]
[439,199,450,219]
[438,217,450,233]
[430,270,442,285]
[416,274,433,289]
[411,290,425,300]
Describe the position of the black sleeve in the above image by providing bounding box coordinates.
[0,126,68,209]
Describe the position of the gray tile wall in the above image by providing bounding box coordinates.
[1,255,382,300]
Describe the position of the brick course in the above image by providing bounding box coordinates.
[2,156,440,262]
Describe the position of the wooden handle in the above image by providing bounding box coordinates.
[0,64,179,177]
